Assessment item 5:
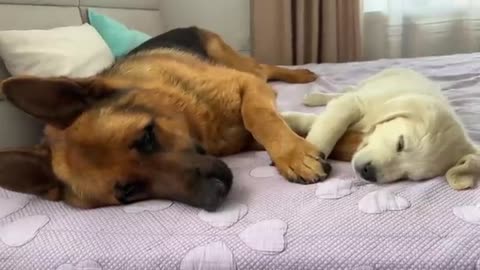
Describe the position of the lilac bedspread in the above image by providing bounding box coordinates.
[1,53,480,270]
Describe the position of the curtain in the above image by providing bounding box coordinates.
[362,0,480,60]
[250,0,362,65]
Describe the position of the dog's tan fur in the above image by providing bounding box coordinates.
[0,28,352,209]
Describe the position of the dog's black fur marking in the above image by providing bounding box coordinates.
[128,26,208,58]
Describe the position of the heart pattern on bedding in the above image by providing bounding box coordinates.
[223,156,255,169]
[180,241,236,270]
[250,166,279,178]
[0,215,49,247]
[56,260,102,270]
[239,219,288,254]
[358,190,411,214]
[453,203,480,225]
[316,178,357,199]
[0,197,30,219]
[198,202,248,229]
[223,152,270,169]
[122,200,173,213]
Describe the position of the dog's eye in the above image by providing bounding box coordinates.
[397,135,405,152]
[133,122,158,154]
[195,143,207,155]
[114,181,147,204]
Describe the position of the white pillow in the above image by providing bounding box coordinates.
[0,24,114,78]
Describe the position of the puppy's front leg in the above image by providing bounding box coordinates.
[281,111,317,136]
[306,94,362,158]
[240,79,330,184]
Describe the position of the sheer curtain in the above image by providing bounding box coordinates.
[362,0,480,60]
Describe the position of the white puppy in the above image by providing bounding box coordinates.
[283,68,480,189]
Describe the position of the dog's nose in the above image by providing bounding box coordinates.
[196,158,233,211]
[358,162,376,182]
[194,143,207,155]
[205,159,233,193]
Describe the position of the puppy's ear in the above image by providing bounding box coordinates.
[0,76,115,129]
[371,95,416,125]
[0,147,62,200]
[372,95,448,128]
[446,153,480,190]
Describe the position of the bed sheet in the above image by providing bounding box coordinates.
[1,53,480,270]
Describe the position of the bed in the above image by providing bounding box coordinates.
[1,2,480,270]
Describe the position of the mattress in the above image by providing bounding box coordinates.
[2,53,480,270]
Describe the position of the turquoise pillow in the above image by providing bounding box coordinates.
[87,9,152,58]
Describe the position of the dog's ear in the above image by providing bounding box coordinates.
[0,147,62,201]
[372,95,449,127]
[371,95,417,126]
[0,76,114,129]
[446,153,480,190]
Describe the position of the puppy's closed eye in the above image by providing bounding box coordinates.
[397,135,405,152]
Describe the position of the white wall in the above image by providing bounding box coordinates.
[158,0,251,54]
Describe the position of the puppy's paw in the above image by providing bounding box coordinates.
[303,92,332,107]
[446,155,478,190]
[272,139,331,184]
[447,175,475,190]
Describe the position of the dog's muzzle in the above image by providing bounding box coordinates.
[195,158,233,211]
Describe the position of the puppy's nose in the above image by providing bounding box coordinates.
[358,162,377,182]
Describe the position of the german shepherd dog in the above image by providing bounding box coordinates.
[0,27,352,211]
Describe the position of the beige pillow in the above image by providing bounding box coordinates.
[0,24,114,78]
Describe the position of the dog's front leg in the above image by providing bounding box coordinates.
[306,94,363,158]
[240,79,330,184]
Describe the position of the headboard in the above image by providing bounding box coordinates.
[0,0,165,147]
[0,0,165,79]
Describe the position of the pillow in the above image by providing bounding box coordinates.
[87,9,152,58]
[0,24,114,78]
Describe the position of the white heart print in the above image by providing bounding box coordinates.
[239,219,288,253]
[0,215,50,246]
[123,200,173,213]
[316,178,357,199]
[358,190,410,214]
[180,241,236,270]
[250,166,278,178]
[0,197,30,219]
[453,203,480,225]
[198,202,248,229]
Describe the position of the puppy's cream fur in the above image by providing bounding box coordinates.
[283,68,479,189]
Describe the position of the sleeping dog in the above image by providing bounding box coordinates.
[283,68,479,189]
[0,27,343,210]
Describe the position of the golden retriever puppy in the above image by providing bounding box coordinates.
[282,68,479,189]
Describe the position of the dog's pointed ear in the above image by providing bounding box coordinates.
[1,76,114,129]
[0,147,62,201]
[446,153,480,190]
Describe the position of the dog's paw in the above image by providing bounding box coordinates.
[273,139,331,184]
[291,69,318,83]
